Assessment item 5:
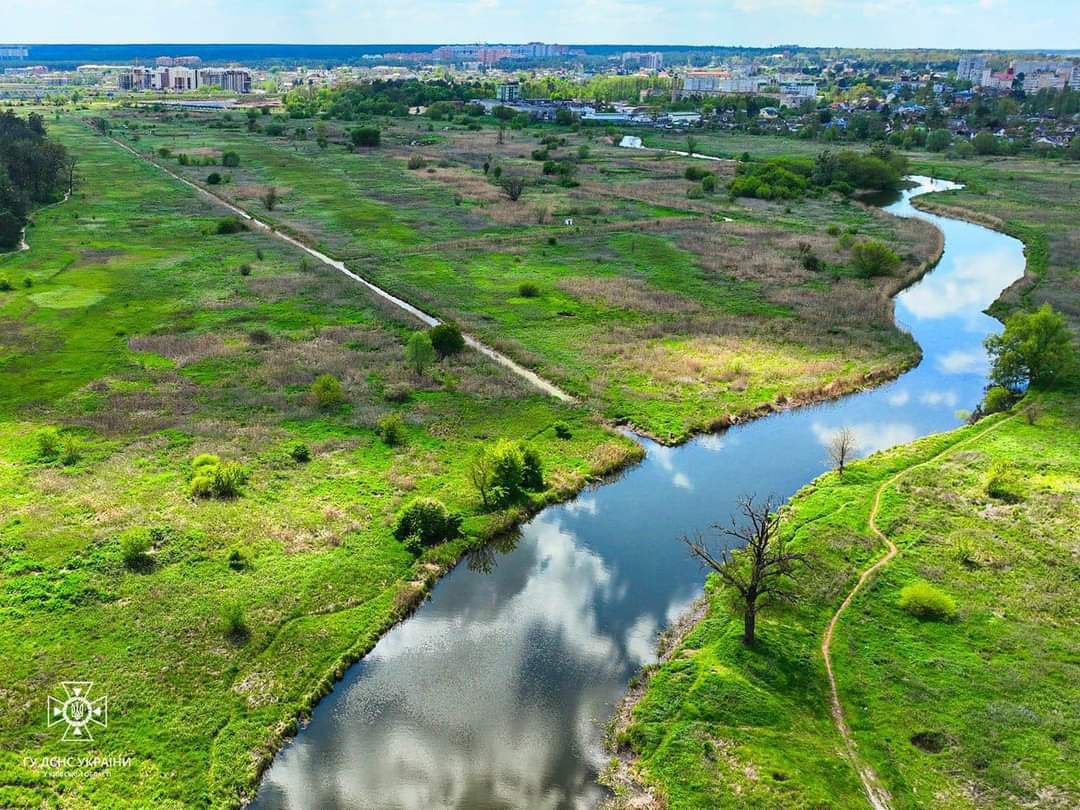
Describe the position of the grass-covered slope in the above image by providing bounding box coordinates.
[616,395,1079,808]
[0,119,639,808]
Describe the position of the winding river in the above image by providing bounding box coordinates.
[251,177,1026,809]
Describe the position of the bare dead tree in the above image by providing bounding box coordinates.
[501,176,525,202]
[682,495,810,646]
[827,427,857,477]
[261,186,279,211]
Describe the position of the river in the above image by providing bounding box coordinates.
[251,177,1027,809]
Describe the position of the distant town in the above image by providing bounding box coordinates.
[2,42,1078,152]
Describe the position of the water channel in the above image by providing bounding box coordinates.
[252,177,1027,809]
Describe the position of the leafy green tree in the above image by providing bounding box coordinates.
[926,129,952,152]
[985,304,1076,391]
[405,331,435,376]
[429,322,465,358]
[350,127,380,148]
[972,131,998,155]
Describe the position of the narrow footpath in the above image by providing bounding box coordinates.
[821,413,1015,810]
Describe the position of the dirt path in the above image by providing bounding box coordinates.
[821,413,1015,810]
[2,191,71,257]
[100,131,574,403]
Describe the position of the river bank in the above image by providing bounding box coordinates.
[248,175,1028,809]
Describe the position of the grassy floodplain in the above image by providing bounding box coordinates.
[0,117,642,808]
[609,147,1080,809]
[106,108,941,442]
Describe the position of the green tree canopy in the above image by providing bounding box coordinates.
[985,305,1076,391]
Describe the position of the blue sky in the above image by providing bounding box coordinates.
[6,0,1078,49]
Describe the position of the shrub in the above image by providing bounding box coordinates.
[407,154,426,170]
[189,455,248,499]
[0,279,12,292]
[215,217,247,235]
[393,498,461,546]
[701,174,716,193]
[36,429,61,460]
[248,328,272,345]
[521,445,544,490]
[119,529,151,569]
[429,322,465,358]
[207,172,222,185]
[221,151,240,167]
[553,421,572,439]
[684,166,709,181]
[23,277,32,288]
[378,412,406,446]
[59,437,81,466]
[227,547,250,571]
[985,461,1021,503]
[288,442,311,463]
[220,600,247,639]
[518,281,541,298]
[981,386,1014,414]
[851,240,901,277]
[547,236,556,246]
[898,581,957,621]
[801,251,822,272]
[350,127,380,148]
[309,374,346,409]
[239,264,252,276]
[384,382,413,403]
[826,223,841,236]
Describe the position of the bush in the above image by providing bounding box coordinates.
[851,240,901,277]
[826,223,841,236]
[684,166,709,181]
[981,386,1014,414]
[393,498,461,546]
[207,172,222,185]
[521,445,544,490]
[309,374,346,409]
[377,412,406,446]
[220,600,248,639]
[248,329,271,345]
[189,455,248,499]
[350,127,380,148]
[701,174,716,193]
[384,382,413,403]
[0,279,12,292]
[215,217,247,235]
[553,421,572,440]
[239,264,252,276]
[59,437,81,466]
[227,547,250,571]
[407,154,426,170]
[119,529,151,569]
[288,442,311,463]
[429,322,465,358]
[517,281,541,298]
[985,461,1021,503]
[221,151,240,167]
[898,581,957,620]
[36,429,61,460]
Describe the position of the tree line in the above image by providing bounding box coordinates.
[0,111,74,250]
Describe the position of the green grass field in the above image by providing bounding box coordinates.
[614,394,1080,809]
[100,110,938,441]
[0,118,641,808]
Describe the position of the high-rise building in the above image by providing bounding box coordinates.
[956,54,987,83]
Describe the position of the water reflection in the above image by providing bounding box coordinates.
[251,177,1027,809]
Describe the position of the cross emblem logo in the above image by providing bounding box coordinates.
[47,682,108,742]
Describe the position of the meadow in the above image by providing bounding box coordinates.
[0,118,640,808]
[613,393,1080,809]
[104,108,940,441]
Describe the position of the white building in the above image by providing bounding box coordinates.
[117,65,251,93]
[956,54,987,83]
[779,81,818,107]
[677,71,766,97]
